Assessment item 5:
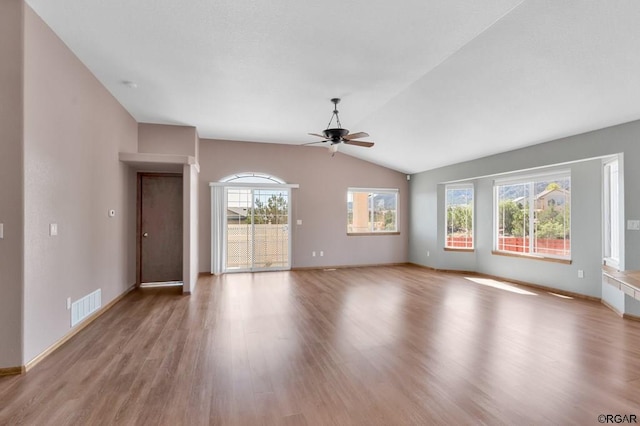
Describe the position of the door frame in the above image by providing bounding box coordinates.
[222,186,292,273]
[136,172,183,287]
[210,181,299,275]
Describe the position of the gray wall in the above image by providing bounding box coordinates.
[22,7,138,363]
[198,139,409,270]
[410,119,640,297]
[0,0,24,369]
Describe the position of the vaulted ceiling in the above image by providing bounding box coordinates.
[26,0,640,173]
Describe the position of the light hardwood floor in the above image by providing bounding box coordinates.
[2,265,640,425]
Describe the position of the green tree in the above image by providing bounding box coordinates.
[511,204,530,237]
[384,210,395,230]
[245,194,288,224]
[536,203,570,239]
[545,182,561,191]
[446,205,473,235]
[498,200,522,236]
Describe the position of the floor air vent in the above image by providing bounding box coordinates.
[71,289,101,327]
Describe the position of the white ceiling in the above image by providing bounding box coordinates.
[26,0,640,174]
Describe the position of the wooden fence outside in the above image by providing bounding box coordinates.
[446,236,570,256]
[226,224,289,268]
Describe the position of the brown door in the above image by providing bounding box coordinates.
[139,173,183,284]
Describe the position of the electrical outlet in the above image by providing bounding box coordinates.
[50,223,58,236]
[320,251,324,257]
[312,251,316,257]
[578,270,584,278]
[427,251,430,257]
[66,297,71,310]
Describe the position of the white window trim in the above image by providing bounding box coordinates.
[603,155,624,270]
[347,188,399,234]
[493,170,571,186]
[219,172,286,184]
[444,183,474,250]
[210,182,299,189]
[348,187,399,194]
[493,171,571,261]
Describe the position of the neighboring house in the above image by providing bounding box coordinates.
[535,188,570,211]
[513,188,570,211]
[227,207,249,223]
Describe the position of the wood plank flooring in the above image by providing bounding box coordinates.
[2,265,640,425]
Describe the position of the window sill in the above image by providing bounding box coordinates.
[347,232,400,236]
[491,250,572,265]
[444,247,475,252]
[604,258,620,270]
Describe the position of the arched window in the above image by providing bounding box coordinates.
[219,172,286,184]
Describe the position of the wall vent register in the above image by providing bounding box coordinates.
[71,289,102,327]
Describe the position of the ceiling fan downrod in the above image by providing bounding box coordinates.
[326,98,343,130]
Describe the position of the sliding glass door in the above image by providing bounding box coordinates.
[224,187,290,272]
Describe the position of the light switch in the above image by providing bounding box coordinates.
[0,223,3,239]
[50,223,58,236]
[296,219,302,225]
[627,220,640,231]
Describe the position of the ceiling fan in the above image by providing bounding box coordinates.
[305,98,375,155]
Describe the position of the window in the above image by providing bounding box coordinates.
[219,172,286,184]
[445,184,474,249]
[604,158,620,266]
[494,172,571,260]
[347,188,398,234]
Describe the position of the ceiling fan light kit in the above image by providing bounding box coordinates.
[305,98,375,154]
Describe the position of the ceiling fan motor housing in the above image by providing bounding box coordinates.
[323,128,349,143]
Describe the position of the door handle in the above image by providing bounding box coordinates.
[143,232,149,237]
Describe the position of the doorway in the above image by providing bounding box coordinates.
[138,173,183,285]
[224,187,290,271]
[211,173,298,274]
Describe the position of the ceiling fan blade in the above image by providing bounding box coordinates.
[308,132,327,138]
[343,140,374,148]
[302,140,329,145]
[344,132,369,140]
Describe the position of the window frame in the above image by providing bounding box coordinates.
[493,171,571,263]
[347,187,399,235]
[603,157,622,269]
[444,183,474,251]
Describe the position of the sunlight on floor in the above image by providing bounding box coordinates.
[464,277,537,296]
[548,292,573,299]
